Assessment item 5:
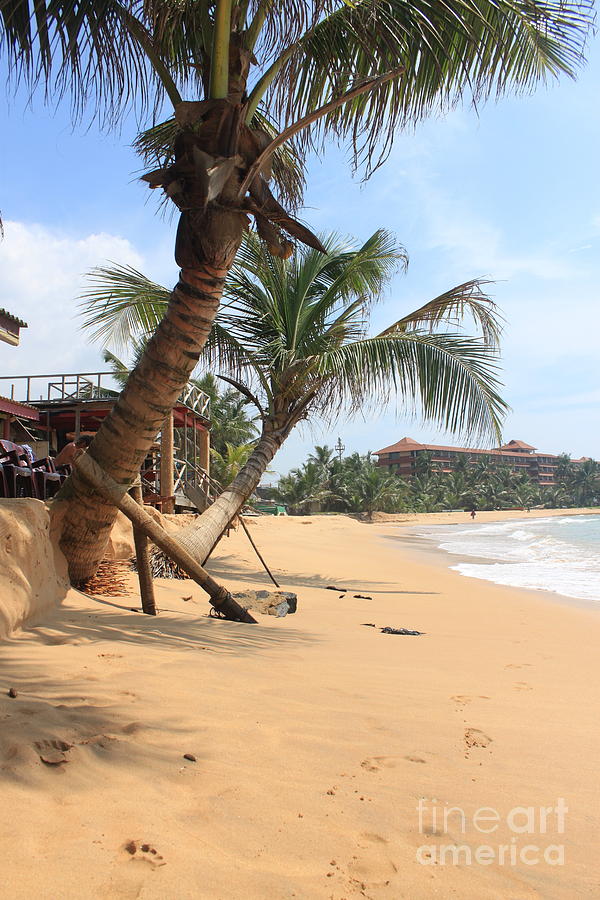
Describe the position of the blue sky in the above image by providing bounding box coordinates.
[1,37,599,476]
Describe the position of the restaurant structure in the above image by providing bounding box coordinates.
[0,371,212,511]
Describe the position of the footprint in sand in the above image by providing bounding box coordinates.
[121,722,145,735]
[360,756,398,772]
[464,728,493,751]
[34,738,72,766]
[404,755,426,764]
[505,663,532,669]
[513,682,533,691]
[360,832,389,844]
[346,848,398,889]
[123,840,166,866]
[450,694,491,708]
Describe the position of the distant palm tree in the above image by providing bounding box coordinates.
[337,460,404,519]
[192,373,258,455]
[210,442,258,492]
[569,459,600,506]
[308,445,335,470]
[276,462,335,514]
[81,229,508,561]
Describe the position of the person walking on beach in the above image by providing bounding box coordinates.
[470,508,477,520]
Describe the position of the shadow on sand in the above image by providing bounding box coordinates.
[206,553,439,596]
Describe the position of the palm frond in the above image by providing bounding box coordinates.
[267,0,593,175]
[78,263,170,352]
[102,348,130,388]
[312,330,508,442]
[381,278,503,348]
[0,0,182,124]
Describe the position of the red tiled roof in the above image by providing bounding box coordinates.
[498,439,537,451]
[0,395,40,420]
[0,309,28,328]
[374,436,425,454]
[374,436,556,459]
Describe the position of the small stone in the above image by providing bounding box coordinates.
[183,753,197,762]
[124,841,137,855]
[141,844,150,853]
[8,688,17,698]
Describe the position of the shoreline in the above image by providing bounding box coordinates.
[2,512,599,898]
[378,524,599,613]
[364,506,600,527]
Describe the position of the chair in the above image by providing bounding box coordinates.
[0,465,9,498]
[31,458,63,500]
[0,440,36,498]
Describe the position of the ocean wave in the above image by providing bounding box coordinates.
[416,515,600,603]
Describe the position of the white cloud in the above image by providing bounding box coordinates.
[0,220,145,378]
[410,176,575,282]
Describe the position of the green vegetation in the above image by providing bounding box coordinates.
[274,448,600,515]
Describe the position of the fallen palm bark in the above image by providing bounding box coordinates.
[74,453,257,624]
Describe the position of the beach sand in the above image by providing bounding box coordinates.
[1,511,599,898]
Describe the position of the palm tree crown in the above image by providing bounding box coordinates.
[82,229,508,442]
[2,0,593,202]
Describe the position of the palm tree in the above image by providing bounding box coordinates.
[569,459,600,507]
[210,441,257,491]
[336,458,405,518]
[192,373,258,455]
[275,461,334,514]
[308,445,335,470]
[2,0,592,583]
[81,229,508,561]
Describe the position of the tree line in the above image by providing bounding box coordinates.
[270,446,600,516]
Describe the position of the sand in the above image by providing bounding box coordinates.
[1,510,599,899]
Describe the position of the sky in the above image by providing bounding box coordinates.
[1,36,599,478]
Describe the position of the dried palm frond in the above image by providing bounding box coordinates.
[82,559,131,595]
[141,547,190,579]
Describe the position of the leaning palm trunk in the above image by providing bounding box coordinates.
[175,423,285,564]
[56,258,239,583]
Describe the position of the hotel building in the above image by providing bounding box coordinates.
[373,437,584,486]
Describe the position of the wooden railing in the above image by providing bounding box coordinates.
[0,372,210,418]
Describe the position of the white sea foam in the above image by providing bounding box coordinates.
[415,515,600,603]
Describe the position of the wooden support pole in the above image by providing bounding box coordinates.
[239,515,280,588]
[75,452,257,624]
[160,411,175,514]
[130,482,157,616]
[198,427,210,475]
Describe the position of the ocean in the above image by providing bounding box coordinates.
[414,514,600,604]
